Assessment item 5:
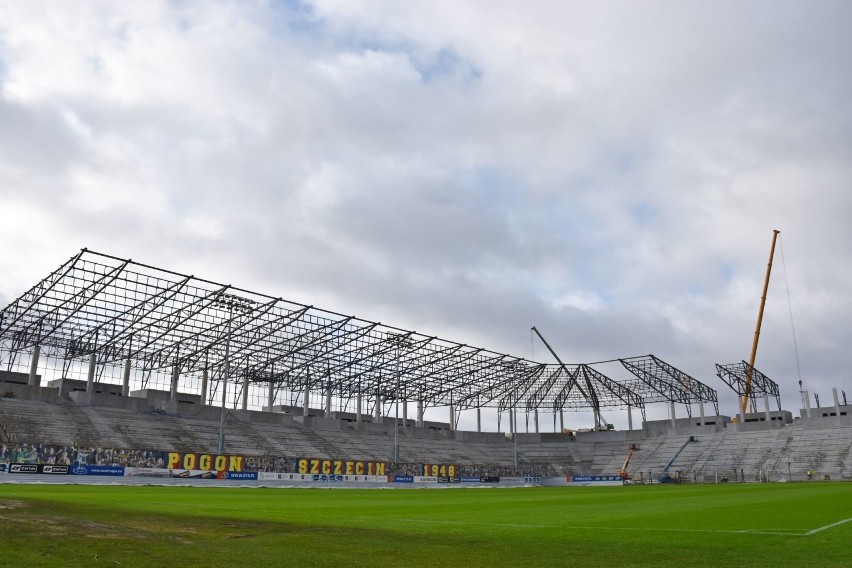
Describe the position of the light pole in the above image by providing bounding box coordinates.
[215,292,255,455]
[385,332,411,465]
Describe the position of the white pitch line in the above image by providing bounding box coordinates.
[356,516,852,537]
[805,517,852,536]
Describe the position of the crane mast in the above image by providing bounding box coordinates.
[741,229,780,417]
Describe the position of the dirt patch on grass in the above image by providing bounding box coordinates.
[0,499,25,509]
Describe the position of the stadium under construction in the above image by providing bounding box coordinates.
[0,249,849,485]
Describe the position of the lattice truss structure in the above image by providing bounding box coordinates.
[619,356,720,416]
[0,250,719,419]
[715,361,781,412]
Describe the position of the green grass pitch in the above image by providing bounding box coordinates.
[1,482,849,567]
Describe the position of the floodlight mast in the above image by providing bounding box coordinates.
[215,292,256,455]
[530,326,602,430]
[741,230,780,417]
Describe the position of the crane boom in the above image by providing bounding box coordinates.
[741,229,780,417]
[531,326,602,429]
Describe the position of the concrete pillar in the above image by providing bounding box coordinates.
[86,352,97,393]
[403,401,408,432]
[477,407,481,432]
[122,358,132,397]
[28,345,40,387]
[803,389,812,418]
[325,388,332,416]
[267,379,274,411]
[356,393,362,424]
[560,409,564,432]
[833,388,841,422]
[628,406,633,431]
[200,369,208,406]
[449,404,455,430]
[417,400,424,427]
[534,408,539,433]
[764,395,771,424]
[170,365,179,403]
[509,407,515,435]
[303,385,310,416]
[241,379,249,410]
[670,401,676,427]
[374,395,382,420]
[699,401,705,426]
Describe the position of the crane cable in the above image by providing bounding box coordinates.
[779,243,803,387]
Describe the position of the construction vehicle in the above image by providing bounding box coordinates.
[659,436,695,483]
[617,444,637,479]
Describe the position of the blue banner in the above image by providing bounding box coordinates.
[225,471,258,480]
[392,475,414,483]
[461,476,481,482]
[70,464,126,476]
[569,475,622,482]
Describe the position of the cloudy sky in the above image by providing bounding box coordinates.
[1,1,851,428]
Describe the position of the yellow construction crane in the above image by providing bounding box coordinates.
[741,229,780,418]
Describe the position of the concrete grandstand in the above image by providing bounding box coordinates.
[1,250,850,484]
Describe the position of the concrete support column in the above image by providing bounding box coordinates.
[28,345,41,387]
[449,404,455,431]
[803,389,812,418]
[833,388,841,422]
[509,407,515,435]
[170,365,179,403]
[325,389,332,416]
[267,379,274,411]
[86,352,97,393]
[699,401,705,426]
[417,400,424,427]
[764,395,771,424]
[303,385,310,417]
[403,401,408,432]
[122,358,132,397]
[476,407,481,432]
[200,369,208,406]
[374,395,382,420]
[241,380,249,410]
[534,408,539,434]
[670,401,677,428]
[356,394,362,424]
[560,409,564,432]
[627,406,633,431]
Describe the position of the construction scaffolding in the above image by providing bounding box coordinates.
[0,249,718,427]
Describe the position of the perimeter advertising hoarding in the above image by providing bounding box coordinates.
[567,475,624,486]
[225,471,258,481]
[9,463,68,474]
[70,464,125,476]
[257,472,388,483]
[170,469,222,479]
[124,467,170,478]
